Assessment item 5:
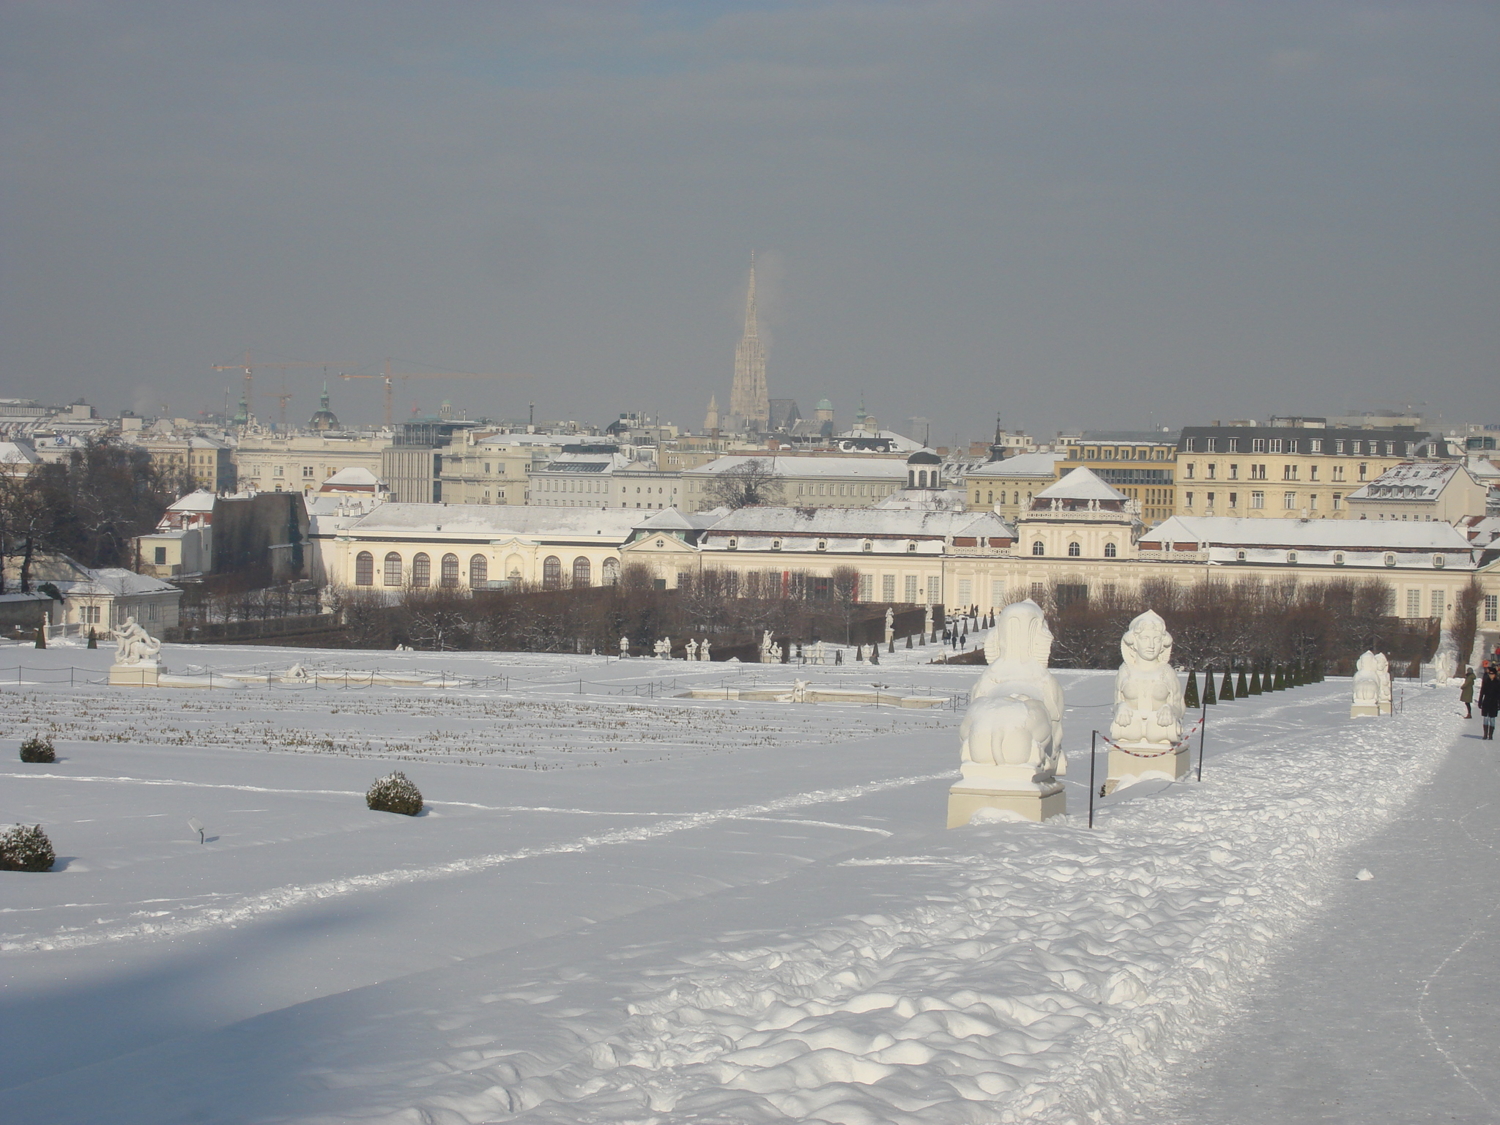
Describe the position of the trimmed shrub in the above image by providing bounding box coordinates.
[1183,669,1199,709]
[367,771,423,816]
[1220,669,1236,701]
[0,824,55,872]
[1248,668,1264,695]
[1236,669,1249,697]
[1203,669,1218,706]
[19,735,55,764]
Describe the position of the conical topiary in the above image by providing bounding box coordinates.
[87,627,98,649]
[1273,666,1286,691]
[1247,667,1264,695]
[1236,668,1249,696]
[366,771,423,816]
[1184,669,1200,709]
[1203,668,1218,706]
[1220,669,1236,701]
[0,824,55,872]
[34,625,45,649]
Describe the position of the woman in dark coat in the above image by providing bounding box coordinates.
[1460,668,1476,719]
[1479,665,1500,741]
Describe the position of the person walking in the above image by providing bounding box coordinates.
[1479,665,1500,741]
[1460,667,1476,719]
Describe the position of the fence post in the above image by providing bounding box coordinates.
[1088,730,1097,829]
[1197,703,1207,782]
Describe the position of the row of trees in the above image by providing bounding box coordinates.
[0,438,183,591]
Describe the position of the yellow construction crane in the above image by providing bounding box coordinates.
[210,352,353,425]
[341,359,531,426]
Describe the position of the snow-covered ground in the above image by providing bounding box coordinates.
[0,640,1466,1123]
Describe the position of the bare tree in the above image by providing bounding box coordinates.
[703,459,784,509]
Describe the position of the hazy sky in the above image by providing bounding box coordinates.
[2,1,1496,442]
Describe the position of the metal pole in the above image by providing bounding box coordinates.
[1197,703,1207,781]
[1088,730,1097,829]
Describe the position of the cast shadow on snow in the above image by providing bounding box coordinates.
[0,901,372,1103]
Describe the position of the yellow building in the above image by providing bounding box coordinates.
[1174,422,1443,520]
[962,452,1065,521]
[1056,433,1177,524]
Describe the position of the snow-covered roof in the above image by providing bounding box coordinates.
[633,507,727,532]
[1347,462,1468,502]
[167,489,217,513]
[345,504,643,540]
[59,568,181,598]
[0,440,39,466]
[831,429,924,452]
[540,452,631,473]
[1035,467,1129,502]
[963,452,1065,479]
[700,506,1016,540]
[873,489,970,512]
[1146,515,1472,551]
[685,455,908,480]
[320,466,382,489]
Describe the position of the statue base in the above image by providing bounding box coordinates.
[1378,701,1392,716]
[947,780,1065,826]
[1350,701,1379,718]
[109,660,163,687]
[1104,740,1189,794]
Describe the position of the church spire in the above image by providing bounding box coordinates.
[728,252,769,432]
[743,251,759,339]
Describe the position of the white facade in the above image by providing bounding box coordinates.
[1345,462,1488,524]
[681,455,908,512]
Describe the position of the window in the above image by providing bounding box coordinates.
[1227,438,1240,453]
[1067,541,1081,557]
[1287,551,1298,564]
[1485,594,1498,623]
[1284,492,1297,509]
[1309,465,1319,481]
[1333,492,1343,510]
[1104,542,1117,558]
[1184,491,1194,507]
[1251,464,1268,480]
[1207,463,1217,479]
[926,577,941,604]
[153,546,167,565]
[80,605,100,624]
[1236,550,1247,562]
[1359,463,1369,481]
[1032,541,1045,556]
[1185,463,1196,479]
[572,556,591,586]
[1384,553,1397,567]
[816,539,828,552]
[1431,589,1445,616]
[727,537,737,550]
[441,554,459,588]
[1206,438,1217,453]
[355,552,374,585]
[383,552,402,586]
[1206,492,1215,508]
[469,555,487,587]
[1287,440,1298,454]
[958,579,972,603]
[1310,440,1323,453]
[1283,465,1297,480]
[1351,441,1363,455]
[859,574,873,601]
[274,465,284,477]
[1269,439,1283,454]
[1228,492,1238,508]
[1406,589,1422,618]
[1309,495,1318,510]
[772,539,783,551]
[411,553,431,587]
[1252,438,1266,453]
[883,574,896,601]
[1334,440,1345,454]
[1229,464,1239,479]
[302,465,314,478]
[602,558,620,585]
[1183,438,1196,452]
[905,575,919,602]
[1251,491,1265,509]
[542,555,562,588]
[1333,553,1345,566]
[905,541,917,553]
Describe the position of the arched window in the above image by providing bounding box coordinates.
[355,551,374,586]
[1104,542,1117,558]
[1067,542,1081,557]
[602,557,620,585]
[918,470,928,488]
[411,553,431,587]
[543,555,562,588]
[1032,541,1045,556]
[383,552,403,586]
[441,553,460,587]
[572,556,591,586]
[469,555,488,587]
[908,470,915,487]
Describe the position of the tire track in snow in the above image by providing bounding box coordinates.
[3,771,952,954]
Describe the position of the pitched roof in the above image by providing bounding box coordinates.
[1147,515,1472,551]
[1035,466,1129,502]
[345,503,643,539]
[964,451,1065,479]
[1347,462,1468,501]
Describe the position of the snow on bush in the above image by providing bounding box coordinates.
[19,734,56,763]
[366,771,423,816]
[0,824,56,872]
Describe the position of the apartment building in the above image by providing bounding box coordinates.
[1056,432,1177,524]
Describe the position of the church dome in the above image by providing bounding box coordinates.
[906,450,942,466]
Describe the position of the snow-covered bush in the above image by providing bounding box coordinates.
[0,824,56,872]
[19,735,55,763]
[366,771,423,816]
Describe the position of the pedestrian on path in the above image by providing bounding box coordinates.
[1459,667,1475,719]
[1479,665,1500,740]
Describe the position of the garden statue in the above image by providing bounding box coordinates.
[1351,650,1382,718]
[1104,610,1188,791]
[884,607,895,645]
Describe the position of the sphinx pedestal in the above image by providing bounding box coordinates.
[1104,740,1190,795]
[1377,700,1392,716]
[109,660,162,687]
[948,764,1065,826]
[1350,701,1380,719]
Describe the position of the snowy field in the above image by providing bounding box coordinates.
[0,639,1464,1124]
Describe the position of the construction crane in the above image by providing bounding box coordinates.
[265,390,295,428]
[210,352,353,426]
[341,359,531,427]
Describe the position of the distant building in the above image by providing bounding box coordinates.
[726,254,770,432]
[1346,462,1487,524]
[681,455,908,512]
[1057,432,1177,524]
[963,452,1067,521]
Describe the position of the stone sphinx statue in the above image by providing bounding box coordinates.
[113,617,162,665]
[1432,630,1458,687]
[1375,652,1392,714]
[951,601,1066,825]
[1109,610,1184,747]
[1351,650,1382,717]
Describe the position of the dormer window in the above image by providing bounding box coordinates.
[1433,554,1446,568]
[1287,551,1297,564]
[1384,553,1396,567]
[906,541,917,553]
[1333,552,1345,565]
[1236,550,1247,562]
[771,539,782,551]
[816,539,828,552]
[727,537,738,550]
[862,540,873,553]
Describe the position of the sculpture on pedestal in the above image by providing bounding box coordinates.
[1351,650,1382,717]
[948,599,1065,825]
[1376,652,1393,715]
[884,608,895,645]
[619,635,630,658]
[699,640,711,662]
[684,639,698,662]
[109,616,165,686]
[1432,630,1458,687]
[1104,610,1188,791]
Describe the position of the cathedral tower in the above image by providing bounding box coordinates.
[728,253,769,432]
